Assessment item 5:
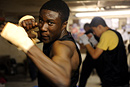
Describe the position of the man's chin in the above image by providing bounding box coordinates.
[42,39,50,44]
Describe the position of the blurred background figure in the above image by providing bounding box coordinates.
[78,23,102,87]
[79,16,129,87]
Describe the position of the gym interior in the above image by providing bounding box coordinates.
[0,0,130,87]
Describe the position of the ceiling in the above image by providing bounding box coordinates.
[0,0,130,19]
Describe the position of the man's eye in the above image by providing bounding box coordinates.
[48,22,54,25]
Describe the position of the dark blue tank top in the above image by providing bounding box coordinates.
[38,32,82,87]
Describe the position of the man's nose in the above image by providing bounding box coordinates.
[41,23,48,31]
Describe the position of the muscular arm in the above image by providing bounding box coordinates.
[27,41,73,87]
[1,22,74,86]
[85,44,103,59]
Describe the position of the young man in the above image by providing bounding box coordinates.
[80,17,129,87]
[1,0,81,87]
[78,23,102,87]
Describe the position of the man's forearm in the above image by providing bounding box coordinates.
[27,45,70,87]
[85,44,98,59]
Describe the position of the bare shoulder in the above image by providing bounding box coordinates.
[53,40,76,50]
[52,40,80,71]
[51,40,76,57]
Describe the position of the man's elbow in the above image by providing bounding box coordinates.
[57,77,70,87]
[49,74,70,87]
[91,55,98,59]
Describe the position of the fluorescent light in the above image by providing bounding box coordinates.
[75,10,130,17]
[72,7,100,12]
[111,6,130,9]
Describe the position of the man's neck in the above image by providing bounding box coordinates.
[59,29,68,39]
[103,27,109,32]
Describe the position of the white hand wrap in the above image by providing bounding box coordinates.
[89,33,98,47]
[1,22,34,53]
[79,34,90,45]
[18,15,35,26]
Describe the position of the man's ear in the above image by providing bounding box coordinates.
[62,21,68,30]
[98,25,102,28]
[98,25,103,30]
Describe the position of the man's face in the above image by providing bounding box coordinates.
[91,26,101,37]
[39,9,63,44]
[84,26,93,38]
[84,26,90,32]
